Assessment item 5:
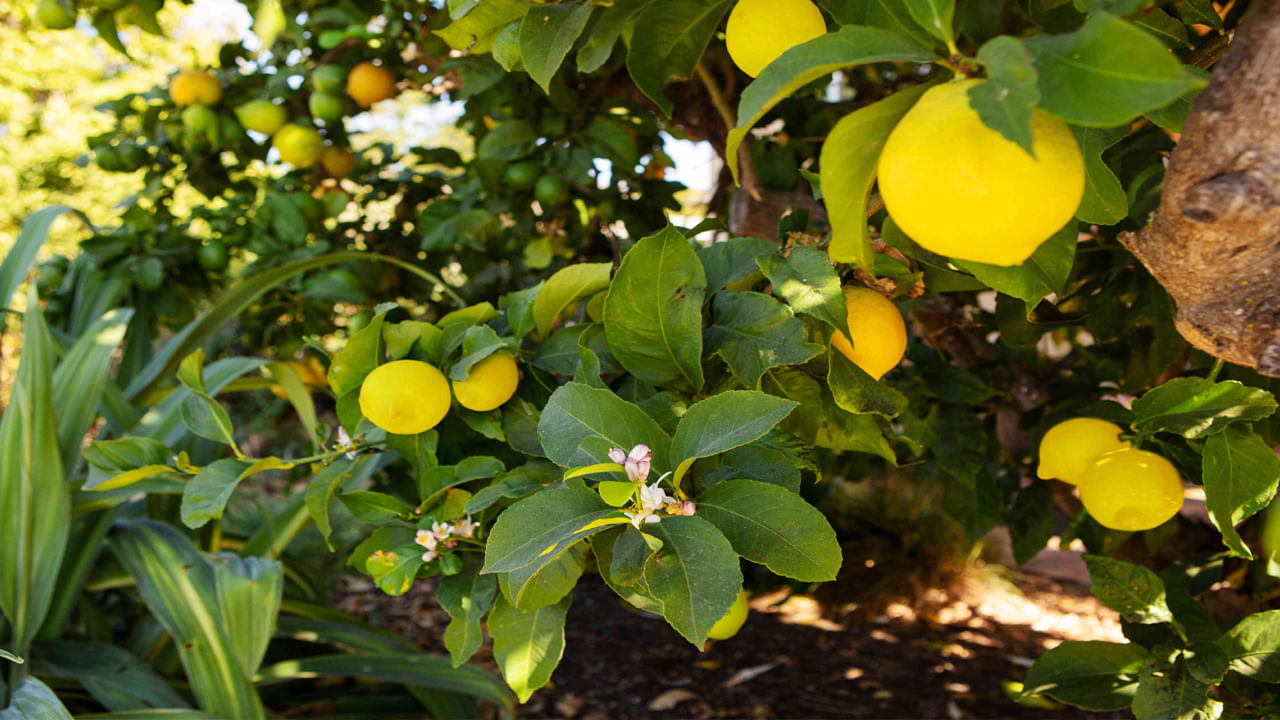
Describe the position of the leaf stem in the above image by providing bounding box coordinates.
[1207,357,1225,383]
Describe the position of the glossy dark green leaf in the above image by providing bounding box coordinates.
[488,594,570,702]
[828,351,908,418]
[954,221,1077,305]
[1072,125,1129,225]
[1220,609,1280,682]
[670,391,798,483]
[436,0,530,53]
[756,247,850,338]
[704,291,823,388]
[532,262,610,339]
[697,479,841,581]
[1132,378,1278,439]
[1202,425,1280,559]
[537,382,672,471]
[624,0,731,117]
[969,36,1038,153]
[437,561,499,668]
[481,485,621,576]
[1023,641,1147,711]
[643,515,742,647]
[903,0,955,44]
[1083,555,1172,623]
[520,2,593,94]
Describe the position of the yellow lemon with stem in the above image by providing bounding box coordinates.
[830,287,907,381]
[878,79,1085,267]
[359,360,451,435]
[170,70,223,106]
[1077,448,1184,531]
[708,590,750,640]
[346,62,397,108]
[451,352,519,412]
[725,0,828,78]
[1037,418,1131,484]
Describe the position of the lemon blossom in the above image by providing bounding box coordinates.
[608,444,652,483]
[452,517,478,539]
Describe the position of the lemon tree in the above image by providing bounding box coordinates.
[12,1,1280,719]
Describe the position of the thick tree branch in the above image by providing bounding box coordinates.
[1120,0,1280,375]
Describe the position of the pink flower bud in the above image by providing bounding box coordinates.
[608,447,627,464]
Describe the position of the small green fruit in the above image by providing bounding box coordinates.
[117,141,147,170]
[312,65,347,94]
[196,241,229,271]
[181,105,218,134]
[503,161,540,190]
[534,175,569,206]
[36,0,75,29]
[94,145,123,172]
[235,99,287,135]
[136,257,165,291]
[308,91,347,124]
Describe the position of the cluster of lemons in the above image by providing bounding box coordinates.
[170,61,398,177]
[357,354,520,436]
[1038,419,1185,531]
[725,0,1085,268]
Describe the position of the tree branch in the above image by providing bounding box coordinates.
[1120,0,1280,375]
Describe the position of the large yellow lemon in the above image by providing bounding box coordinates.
[878,80,1085,266]
[273,125,323,167]
[725,0,827,78]
[830,287,907,381]
[170,70,223,106]
[1077,448,1184,532]
[451,352,519,412]
[1037,418,1131,484]
[346,62,397,108]
[707,590,750,640]
[358,360,451,435]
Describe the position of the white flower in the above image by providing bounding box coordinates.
[337,426,357,459]
[608,447,627,464]
[421,547,438,562]
[431,521,453,538]
[452,516,478,539]
[414,529,438,551]
[624,444,652,483]
[639,481,672,513]
[624,509,662,528]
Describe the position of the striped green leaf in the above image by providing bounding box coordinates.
[109,520,265,719]
[0,290,70,658]
[209,555,282,677]
[31,641,189,711]
[0,206,89,315]
[51,308,133,471]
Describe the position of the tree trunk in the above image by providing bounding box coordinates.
[1120,0,1280,375]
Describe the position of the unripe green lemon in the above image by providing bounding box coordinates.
[503,161,540,190]
[94,145,123,172]
[878,80,1085,267]
[451,352,519,412]
[830,287,907,381]
[725,0,827,78]
[1037,418,1131,484]
[1077,448,1184,532]
[181,105,218,134]
[169,70,222,106]
[312,65,347,94]
[36,0,76,29]
[346,62,396,108]
[235,100,287,136]
[309,91,347,124]
[708,590,750,640]
[359,360,451,435]
[197,241,229,271]
[136,257,164,291]
[273,125,323,167]
[534,175,569,206]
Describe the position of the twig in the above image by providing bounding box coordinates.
[694,62,764,202]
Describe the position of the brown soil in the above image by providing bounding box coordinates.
[337,566,1126,720]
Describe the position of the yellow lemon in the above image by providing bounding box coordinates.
[451,352,519,412]
[878,80,1085,266]
[273,125,323,167]
[1077,448,1184,532]
[830,287,907,381]
[708,590,750,640]
[1037,418,1132,484]
[359,360,451,435]
[235,99,287,136]
[725,0,827,78]
[320,146,356,178]
[346,62,397,108]
[170,70,223,106]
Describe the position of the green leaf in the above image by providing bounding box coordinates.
[0,291,68,658]
[577,0,648,72]
[903,0,955,44]
[209,554,282,677]
[256,654,512,712]
[520,2,593,94]
[366,544,426,596]
[670,391,797,484]
[828,351,908,418]
[499,542,587,609]
[644,515,742,647]
[0,677,72,720]
[31,641,190,711]
[609,526,660,586]
[1023,641,1148,711]
[1173,0,1223,31]
[326,310,387,398]
[538,382,672,471]
[1131,655,1222,720]
[0,649,20,664]
[624,0,732,117]
[592,528,663,613]
[1072,125,1129,225]
[727,25,935,181]
[1024,12,1208,127]
[83,437,174,491]
[704,291,823,388]
[954,220,1077,305]
[481,485,621,577]
[51,308,132,471]
[1132,378,1278,439]
[0,205,87,313]
[604,226,706,392]
[338,491,415,523]
[821,83,931,268]
[110,521,265,719]
[696,479,841,581]
[488,594,570,703]
[436,0,530,53]
[1202,425,1280,559]
[532,262,611,339]
[267,361,321,451]
[756,247,850,338]
[181,457,293,529]
[1082,555,1172,623]
[1220,609,1280,682]
[969,36,1039,154]
[477,119,537,161]
[697,236,775,293]
[305,457,364,550]
[437,561,499,668]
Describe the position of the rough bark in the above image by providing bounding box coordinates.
[1120,0,1280,375]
